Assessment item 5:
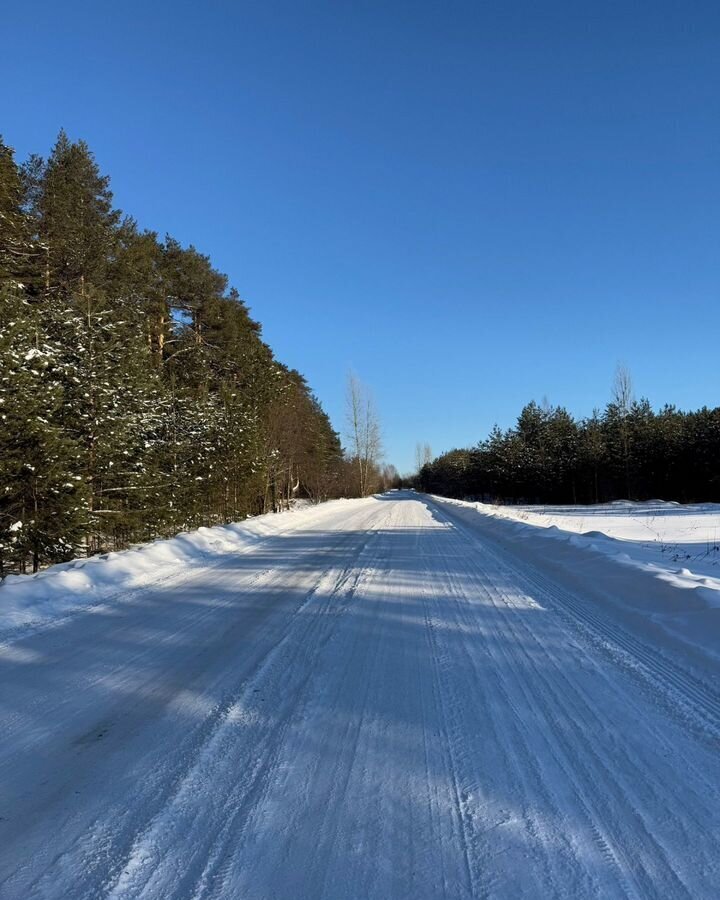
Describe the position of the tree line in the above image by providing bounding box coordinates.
[417,369,720,505]
[0,131,376,575]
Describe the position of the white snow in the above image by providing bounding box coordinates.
[487,499,720,573]
[0,492,719,898]
[431,495,720,665]
[0,499,357,640]
[450,497,720,612]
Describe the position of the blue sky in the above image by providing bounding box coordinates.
[3,1,719,472]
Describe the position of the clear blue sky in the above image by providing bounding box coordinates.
[3,1,719,473]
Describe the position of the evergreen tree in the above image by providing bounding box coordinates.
[0,293,86,572]
[33,130,120,301]
[58,307,167,551]
[0,128,383,574]
[419,390,720,506]
[0,137,37,291]
[108,224,169,365]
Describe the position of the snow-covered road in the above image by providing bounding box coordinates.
[1,492,719,899]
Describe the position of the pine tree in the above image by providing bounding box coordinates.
[34,130,120,302]
[0,128,378,573]
[55,304,169,551]
[0,137,37,292]
[108,223,169,365]
[0,293,86,573]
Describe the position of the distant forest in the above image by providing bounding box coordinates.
[0,132,383,575]
[418,373,720,505]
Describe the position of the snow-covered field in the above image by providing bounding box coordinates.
[1,492,719,898]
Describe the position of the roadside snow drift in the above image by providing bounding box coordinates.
[483,498,720,585]
[431,496,720,657]
[0,499,355,641]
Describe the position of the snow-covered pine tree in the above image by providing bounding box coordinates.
[0,137,38,292]
[29,133,169,552]
[1,129,361,572]
[0,295,88,573]
[0,138,87,573]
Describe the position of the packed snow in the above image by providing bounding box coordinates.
[1,492,719,898]
[454,497,720,613]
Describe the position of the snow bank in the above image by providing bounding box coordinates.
[429,495,720,664]
[476,499,720,594]
[488,500,720,554]
[0,499,354,640]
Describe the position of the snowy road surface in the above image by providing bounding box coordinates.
[1,492,719,899]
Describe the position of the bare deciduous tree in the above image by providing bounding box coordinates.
[415,441,433,474]
[345,372,383,497]
[612,363,634,416]
[612,362,634,498]
[380,464,400,491]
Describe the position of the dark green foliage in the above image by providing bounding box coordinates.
[0,138,37,290]
[33,130,121,299]
[0,131,344,573]
[0,293,86,574]
[419,400,720,505]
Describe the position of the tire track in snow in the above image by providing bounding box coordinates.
[195,533,384,900]
[418,527,593,899]
[3,494,720,899]
[433,545,640,898]
[434,498,720,741]
[419,572,484,899]
[1,503,386,900]
[99,510,391,900]
[427,497,719,898]
[197,501,408,900]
